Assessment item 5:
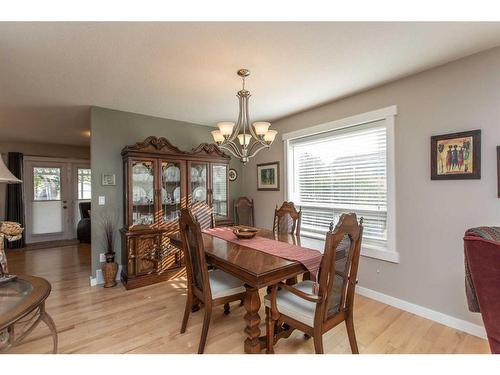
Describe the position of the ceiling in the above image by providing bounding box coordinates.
[1,22,500,146]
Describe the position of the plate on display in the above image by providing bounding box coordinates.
[192,186,206,202]
[165,165,180,182]
[173,187,181,203]
[133,186,147,203]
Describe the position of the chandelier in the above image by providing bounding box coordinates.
[211,69,277,164]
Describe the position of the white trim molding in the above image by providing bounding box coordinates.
[356,286,487,339]
[283,105,399,263]
[89,265,123,286]
[281,105,397,141]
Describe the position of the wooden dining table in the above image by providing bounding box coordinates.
[169,227,325,354]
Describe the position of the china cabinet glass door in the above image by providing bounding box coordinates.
[132,160,155,226]
[189,162,208,205]
[211,164,228,220]
[161,161,182,222]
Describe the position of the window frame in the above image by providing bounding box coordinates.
[283,105,398,263]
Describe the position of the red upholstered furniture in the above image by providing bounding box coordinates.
[464,227,500,354]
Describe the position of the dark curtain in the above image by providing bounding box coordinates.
[6,152,25,249]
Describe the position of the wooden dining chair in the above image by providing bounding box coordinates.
[179,207,246,354]
[273,201,302,236]
[234,196,255,226]
[265,213,364,354]
[189,201,215,230]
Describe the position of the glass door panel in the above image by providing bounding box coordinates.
[32,167,63,234]
[132,161,155,226]
[161,161,182,222]
[190,162,208,204]
[212,164,228,219]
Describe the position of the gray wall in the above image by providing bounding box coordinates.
[243,46,500,325]
[0,142,90,221]
[90,107,243,277]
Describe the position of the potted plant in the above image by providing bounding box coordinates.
[101,214,118,288]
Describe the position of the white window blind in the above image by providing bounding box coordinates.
[288,120,387,250]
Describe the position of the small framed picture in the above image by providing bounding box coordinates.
[257,162,280,191]
[431,130,481,180]
[102,173,116,186]
[228,168,238,182]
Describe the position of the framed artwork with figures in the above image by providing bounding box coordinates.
[431,130,481,180]
[257,161,280,191]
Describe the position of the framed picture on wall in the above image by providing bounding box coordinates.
[257,161,280,191]
[430,129,481,180]
[102,173,116,186]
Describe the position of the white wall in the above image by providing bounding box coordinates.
[243,46,500,326]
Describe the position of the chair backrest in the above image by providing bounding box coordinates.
[234,197,255,226]
[179,207,212,301]
[273,201,301,235]
[79,201,91,219]
[315,213,363,325]
[189,201,215,230]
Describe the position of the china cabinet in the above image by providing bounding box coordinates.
[121,136,230,289]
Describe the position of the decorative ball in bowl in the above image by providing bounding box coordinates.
[233,226,259,239]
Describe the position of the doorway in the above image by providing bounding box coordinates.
[23,157,91,244]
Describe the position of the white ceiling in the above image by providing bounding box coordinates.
[1,22,500,146]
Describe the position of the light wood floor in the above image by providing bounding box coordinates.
[4,244,489,354]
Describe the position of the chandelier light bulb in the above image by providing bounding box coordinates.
[237,133,252,147]
[253,122,271,136]
[211,130,224,144]
[217,122,235,137]
[264,130,278,144]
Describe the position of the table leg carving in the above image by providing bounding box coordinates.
[243,284,263,354]
[39,303,58,354]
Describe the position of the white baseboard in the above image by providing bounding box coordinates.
[89,265,123,287]
[356,286,486,339]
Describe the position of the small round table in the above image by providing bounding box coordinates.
[0,275,57,353]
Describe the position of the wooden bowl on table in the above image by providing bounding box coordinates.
[233,226,259,239]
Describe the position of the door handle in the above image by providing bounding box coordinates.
[63,206,68,209]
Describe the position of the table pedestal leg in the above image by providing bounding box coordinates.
[243,284,263,354]
[39,303,58,354]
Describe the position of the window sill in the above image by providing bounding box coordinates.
[300,230,400,263]
[361,245,400,263]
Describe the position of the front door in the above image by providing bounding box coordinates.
[24,160,72,243]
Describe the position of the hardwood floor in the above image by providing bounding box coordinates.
[4,244,490,354]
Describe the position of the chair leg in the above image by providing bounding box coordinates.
[181,293,192,334]
[313,334,324,354]
[223,303,230,315]
[198,304,212,354]
[345,313,359,354]
[265,307,275,354]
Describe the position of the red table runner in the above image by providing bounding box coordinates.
[202,227,322,281]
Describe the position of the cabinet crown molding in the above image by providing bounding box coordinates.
[191,143,230,159]
[121,136,188,156]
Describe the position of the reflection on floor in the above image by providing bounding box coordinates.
[5,244,490,354]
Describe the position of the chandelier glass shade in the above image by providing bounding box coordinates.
[211,69,277,164]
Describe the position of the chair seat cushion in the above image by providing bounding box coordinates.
[209,269,246,299]
[264,280,341,327]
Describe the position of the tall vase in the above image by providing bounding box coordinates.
[102,253,118,288]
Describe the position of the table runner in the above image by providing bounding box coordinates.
[202,227,322,281]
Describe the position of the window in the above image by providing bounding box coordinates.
[284,106,398,262]
[33,167,61,201]
[77,168,92,200]
[212,165,228,218]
